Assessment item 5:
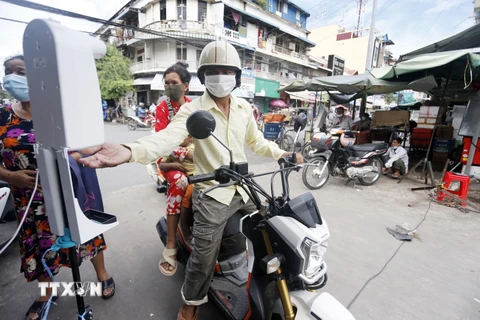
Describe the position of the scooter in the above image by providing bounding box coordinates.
[0,181,16,252]
[146,161,170,194]
[156,111,355,320]
[302,128,388,189]
[126,112,155,131]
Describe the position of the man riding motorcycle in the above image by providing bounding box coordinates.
[79,40,302,320]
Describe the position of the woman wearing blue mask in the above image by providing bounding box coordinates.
[1,55,115,320]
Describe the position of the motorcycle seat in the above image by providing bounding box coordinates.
[350,143,388,152]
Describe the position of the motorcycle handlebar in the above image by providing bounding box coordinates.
[187,172,217,184]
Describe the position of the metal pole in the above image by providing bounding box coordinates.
[365,0,379,71]
[68,247,89,319]
[465,125,480,176]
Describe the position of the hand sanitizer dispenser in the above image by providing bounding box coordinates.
[23,19,118,244]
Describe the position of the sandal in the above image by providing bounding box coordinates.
[25,298,53,320]
[101,277,116,299]
[177,305,199,320]
[159,247,178,276]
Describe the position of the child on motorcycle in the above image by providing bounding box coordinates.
[158,135,195,276]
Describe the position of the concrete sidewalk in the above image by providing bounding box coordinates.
[1,160,479,319]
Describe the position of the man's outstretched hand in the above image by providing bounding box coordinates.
[79,143,132,168]
[281,152,304,164]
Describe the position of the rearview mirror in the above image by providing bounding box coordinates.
[294,113,307,132]
[186,110,216,139]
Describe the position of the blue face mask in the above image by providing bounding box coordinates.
[2,74,29,102]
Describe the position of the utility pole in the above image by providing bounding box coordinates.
[365,0,378,72]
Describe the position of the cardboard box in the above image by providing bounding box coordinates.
[420,106,440,117]
[418,116,440,125]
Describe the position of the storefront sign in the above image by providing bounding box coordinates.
[328,55,345,76]
[233,69,256,99]
[255,78,280,98]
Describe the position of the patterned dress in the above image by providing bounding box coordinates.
[0,106,106,282]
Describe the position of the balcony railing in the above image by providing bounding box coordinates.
[144,20,214,34]
[255,70,303,84]
[272,45,308,62]
[130,60,198,73]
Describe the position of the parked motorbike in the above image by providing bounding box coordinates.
[0,181,16,252]
[126,112,155,131]
[102,100,111,122]
[156,111,355,320]
[302,128,388,189]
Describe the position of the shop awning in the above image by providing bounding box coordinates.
[371,50,480,82]
[400,24,480,62]
[231,42,256,52]
[286,90,329,103]
[151,73,205,92]
[306,72,410,95]
[133,77,154,86]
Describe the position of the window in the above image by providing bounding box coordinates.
[283,3,288,13]
[198,1,207,21]
[296,10,300,20]
[276,0,282,12]
[137,55,143,63]
[177,43,187,60]
[160,1,166,20]
[177,0,186,20]
[275,37,284,47]
[196,50,202,64]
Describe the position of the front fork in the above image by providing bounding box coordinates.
[261,230,296,320]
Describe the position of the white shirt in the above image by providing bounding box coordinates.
[385,146,409,169]
[331,115,353,129]
[125,93,285,205]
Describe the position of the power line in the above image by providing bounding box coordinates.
[2,0,327,73]
[0,0,210,51]
[416,1,449,46]
[376,0,399,17]
[0,17,28,24]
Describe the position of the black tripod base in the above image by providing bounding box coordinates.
[68,246,94,320]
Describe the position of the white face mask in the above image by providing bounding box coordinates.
[204,75,236,98]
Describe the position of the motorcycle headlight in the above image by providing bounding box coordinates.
[301,238,328,278]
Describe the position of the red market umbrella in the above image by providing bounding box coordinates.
[270,99,287,108]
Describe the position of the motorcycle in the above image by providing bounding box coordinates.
[302,128,388,189]
[102,100,111,122]
[126,112,155,131]
[156,111,355,320]
[0,181,16,252]
[146,161,170,194]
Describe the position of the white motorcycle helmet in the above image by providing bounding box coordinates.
[197,41,242,88]
[340,132,356,147]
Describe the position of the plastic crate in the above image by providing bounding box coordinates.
[263,122,281,140]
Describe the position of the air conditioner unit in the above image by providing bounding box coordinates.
[289,42,296,51]
[296,21,301,27]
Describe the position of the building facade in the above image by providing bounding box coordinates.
[308,25,394,73]
[97,0,324,112]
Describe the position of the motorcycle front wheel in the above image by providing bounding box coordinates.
[302,157,330,189]
[358,156,383,185]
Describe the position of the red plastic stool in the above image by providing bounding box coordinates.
[437,172,471,206]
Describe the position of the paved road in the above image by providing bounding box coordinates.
[1,122,480,320]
